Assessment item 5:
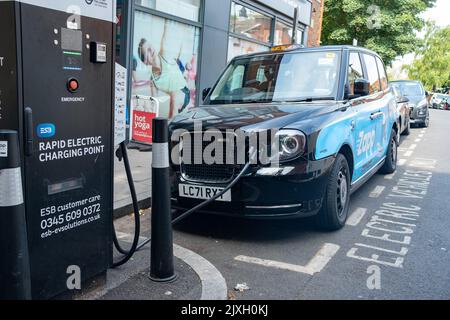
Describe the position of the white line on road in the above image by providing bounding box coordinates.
[346,208,368,226]
[415,139,421,143]
[409,144,417,150]
[418,134,424,138]
[385,172,396,180]
[404,150,414,157]
[115,231,228,300]
[398,159,407,166]
[369,186,386,198]
[234,243,340,276]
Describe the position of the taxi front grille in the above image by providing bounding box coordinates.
[179,132,238,183]
[181,163,236,183]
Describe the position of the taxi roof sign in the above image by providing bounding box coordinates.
[271,44,303,52]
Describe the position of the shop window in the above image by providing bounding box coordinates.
[274,21,292,45]
[135,0,201,22]
[132,11,200,119]
[229,3,272,44]
[274,22,303,45]
[227,36,270,61]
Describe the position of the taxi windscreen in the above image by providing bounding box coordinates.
[207,51,341,105]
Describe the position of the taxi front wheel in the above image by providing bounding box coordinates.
[316,153,350,231]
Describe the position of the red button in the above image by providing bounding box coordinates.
[68,79,79,91]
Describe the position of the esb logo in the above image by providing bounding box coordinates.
[37,123,56,138]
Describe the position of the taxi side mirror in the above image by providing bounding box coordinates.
[202,88,211,101]
[353,79,370,97]
[396,96,409,104]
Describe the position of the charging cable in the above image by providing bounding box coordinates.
[112,144,257,266]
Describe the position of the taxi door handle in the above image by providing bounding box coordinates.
[370,111,383,120]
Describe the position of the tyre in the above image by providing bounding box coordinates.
[421,115,430,128]
[316,153,350,231]
[402,119,410,136]
[379,129,398,174]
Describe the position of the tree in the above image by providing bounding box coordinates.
[405,23,450,91]
[322,0,436,65]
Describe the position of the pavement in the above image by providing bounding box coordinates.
[107,108,450,300]
[113,146,152,215]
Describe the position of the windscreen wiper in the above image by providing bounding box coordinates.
[275,97,336,103]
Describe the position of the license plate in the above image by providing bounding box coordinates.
[178,184,231,202]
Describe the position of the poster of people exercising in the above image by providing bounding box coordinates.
[131,11,199,144]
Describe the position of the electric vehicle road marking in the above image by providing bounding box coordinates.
[234,243,340,276]
[369,186,385,198]
[347,208,368,226]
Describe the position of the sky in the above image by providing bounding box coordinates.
[421,0,450,27]
[388,0,449,79]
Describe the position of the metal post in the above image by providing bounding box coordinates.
[292,6,299,44]
[0,130,31,299]
[150,118,176,282]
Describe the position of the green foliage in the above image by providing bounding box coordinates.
[322,0,436,65]
[406,23,450,90]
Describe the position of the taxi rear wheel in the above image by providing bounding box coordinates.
[316,153,350,231]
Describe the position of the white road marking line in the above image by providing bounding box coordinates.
[385,172,396,180]
[404,150,414,157]
[415,139,421,143]
[369,186,385,198]
[346,208,368,226]
[409,144,417,150]
[116,231,228,300]
[398,159,407,166]
[234,243,340,276]
[418,134,424,138]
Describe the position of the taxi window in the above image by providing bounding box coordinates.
[376,57,388,90]
[363,54,381,94]
[348,52,364,96]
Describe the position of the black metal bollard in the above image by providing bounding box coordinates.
[150,118,176,282]
[0,130,31,299]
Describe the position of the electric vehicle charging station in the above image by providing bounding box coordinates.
[0,0,116,299]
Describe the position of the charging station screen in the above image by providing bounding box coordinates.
[61,28,82,52]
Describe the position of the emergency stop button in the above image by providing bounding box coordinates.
[67,78,79,92]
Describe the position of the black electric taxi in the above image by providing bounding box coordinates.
[169,45,399,230]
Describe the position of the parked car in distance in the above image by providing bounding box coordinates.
[431,93,448,109]
[391,80,430,128]
[170,45,399,231]
[392,86,411,136]
[443,97,450,110]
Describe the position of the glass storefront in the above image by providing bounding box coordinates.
[227,1,306,61]
[228,36,270,60]
[229,2,272,43]
[135,0,201,22]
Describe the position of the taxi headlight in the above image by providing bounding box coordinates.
[275,130,306,162]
